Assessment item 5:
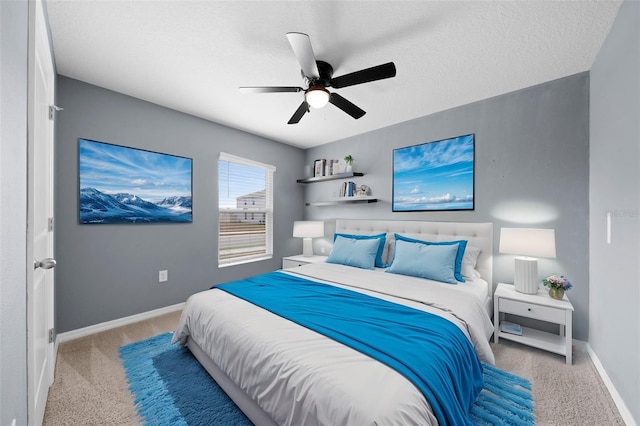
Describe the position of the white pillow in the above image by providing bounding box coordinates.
[461,246,481,279]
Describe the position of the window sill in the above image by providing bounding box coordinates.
[218,254,273,268]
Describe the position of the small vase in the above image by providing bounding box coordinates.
[548,288,565,300]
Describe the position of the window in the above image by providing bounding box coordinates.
[218,153,275,267]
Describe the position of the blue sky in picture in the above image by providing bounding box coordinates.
[219,161,266,209]
[79,139,192,203]
[393,134,474,211]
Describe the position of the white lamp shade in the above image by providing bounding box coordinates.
[293,221,324,238]
[499,228,556,259]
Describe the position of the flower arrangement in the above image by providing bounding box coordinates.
[542,275,572,291]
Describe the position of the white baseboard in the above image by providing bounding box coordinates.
[586,343,637,426]
[57,302,184,344]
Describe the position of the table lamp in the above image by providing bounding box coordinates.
[499,228,556,294]
[293,221,324,257]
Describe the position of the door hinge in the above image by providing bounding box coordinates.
[48,217,54,232]
[48,328,55,344]
[49,105,63,120]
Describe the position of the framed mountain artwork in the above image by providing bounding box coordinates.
[78,138,193,224]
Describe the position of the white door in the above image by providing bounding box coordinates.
[28,1,56,424]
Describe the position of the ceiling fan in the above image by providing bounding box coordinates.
[239,32,397,124]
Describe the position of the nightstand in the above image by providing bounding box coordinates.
[282,255,328,269]
[494,283,574,365]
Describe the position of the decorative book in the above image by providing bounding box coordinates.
[500,321,523,336]
[339,181,357,197]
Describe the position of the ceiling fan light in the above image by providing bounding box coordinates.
[305,87,330,108]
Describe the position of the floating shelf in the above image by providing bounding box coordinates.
[296,172,364,184]
[305,197,378,207]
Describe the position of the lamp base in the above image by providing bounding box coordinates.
[302,238,314,257]
[514,257,539,294]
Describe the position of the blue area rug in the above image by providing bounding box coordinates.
[120,333,535,425]
[119,333,251,425]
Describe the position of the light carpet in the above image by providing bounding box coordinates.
[120,332,533,425]
[43,311,626,425]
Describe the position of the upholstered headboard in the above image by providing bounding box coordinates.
[334,219,494,287]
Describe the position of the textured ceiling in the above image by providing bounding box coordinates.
[46,1,621,149]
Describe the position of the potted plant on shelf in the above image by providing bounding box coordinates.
[344,155,354,173]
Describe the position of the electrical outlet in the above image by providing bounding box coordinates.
[320,247,325,254]
[158,270,168,282]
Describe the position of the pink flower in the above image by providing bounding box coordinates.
[543,275,573,291]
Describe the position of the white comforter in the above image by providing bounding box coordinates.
[172,263,495,426]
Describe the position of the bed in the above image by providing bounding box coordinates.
[173,220,495,426]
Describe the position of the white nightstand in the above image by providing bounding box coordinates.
[494,283,574,365]
[282,255,328,269]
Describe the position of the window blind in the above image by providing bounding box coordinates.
[218,153,275,267]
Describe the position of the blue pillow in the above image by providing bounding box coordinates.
[326,235,380,270]
[394,234,467,282]
[386,240,459,284]
[333,233,387,268]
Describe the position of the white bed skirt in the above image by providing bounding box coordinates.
[187,338,279,426]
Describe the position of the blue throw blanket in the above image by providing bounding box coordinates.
[217,271,484,425]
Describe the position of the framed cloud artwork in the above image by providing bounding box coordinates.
[78,138,193,224]
[392,134,475,212]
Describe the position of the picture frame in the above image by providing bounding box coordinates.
[392,134,475,212]
[78,138,193,224]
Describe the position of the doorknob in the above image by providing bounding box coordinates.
[34,258,56,270]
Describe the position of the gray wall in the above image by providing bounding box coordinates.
[590,0,639,422]
[304,73,591,341]
[55,76,305,333]
[0,0,29,424]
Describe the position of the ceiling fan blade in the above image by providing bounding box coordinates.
[288,101,309,124]
[239,86,303,93]
[330,62,396,89]
[329,93,366,119]
[286,32,320,79]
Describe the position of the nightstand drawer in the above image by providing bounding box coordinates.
[500,298,566,324]
[283,259,307,269]
[282,255,328,269]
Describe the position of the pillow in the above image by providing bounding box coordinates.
[461,245,482,279]
[326,235,380,270]
[385,240,458,284]
[333,233,387,268]
[394,234,468,282]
